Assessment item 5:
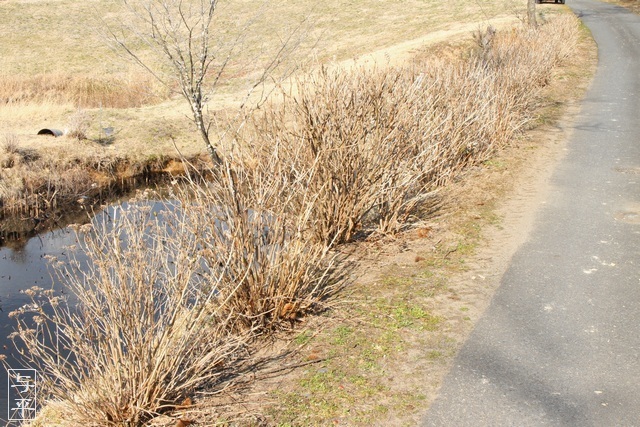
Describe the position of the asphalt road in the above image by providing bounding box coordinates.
[422,0,640,425]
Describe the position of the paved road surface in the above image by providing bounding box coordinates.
[422,0,640,425]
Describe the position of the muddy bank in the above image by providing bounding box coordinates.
[0,154,210,248]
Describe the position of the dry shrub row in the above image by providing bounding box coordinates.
[0,73,165,108]
[247,15,580,244]
[251,65,439,243]
[3,15,580,427]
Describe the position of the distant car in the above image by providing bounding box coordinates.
[536,0,565,3]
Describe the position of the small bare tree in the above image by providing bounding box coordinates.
[106,0,304,164]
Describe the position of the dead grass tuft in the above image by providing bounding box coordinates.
[66,109,91,140]
[2,132,19,155]
[0,73,165,108]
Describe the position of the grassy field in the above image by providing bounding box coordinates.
[1,0,532,157]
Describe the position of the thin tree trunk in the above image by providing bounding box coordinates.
[191,99,223,165]
[201,128,223,166]
[528,0,538,28]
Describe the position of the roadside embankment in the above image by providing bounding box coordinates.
[0,139,210,245]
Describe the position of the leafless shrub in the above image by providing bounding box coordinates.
[1,133,20,169]
[1,134,39,170]
[250,65,435,243]
[105,0,309,164]
[66,108,91,140]
[472,25,497,54]
[2,132,19,154]
[252,60,503,242]
[6,200,250,426]
[173,154,339,332]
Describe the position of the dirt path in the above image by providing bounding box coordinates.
[346,16,520,69]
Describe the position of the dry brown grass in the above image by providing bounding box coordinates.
[0,141,108,216]
[0,0,527,77]
[0,73,164,108]
[0,129,208,221]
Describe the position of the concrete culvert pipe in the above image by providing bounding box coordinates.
[37,128,63,137]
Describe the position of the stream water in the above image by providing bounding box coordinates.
[0,225,81,424]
